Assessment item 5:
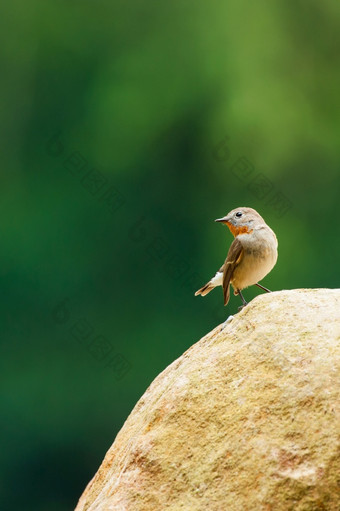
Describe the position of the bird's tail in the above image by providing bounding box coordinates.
[195,280,215,297]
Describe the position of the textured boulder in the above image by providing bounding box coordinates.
[75,289,340,511]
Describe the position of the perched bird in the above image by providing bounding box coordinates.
[195,207,278,308]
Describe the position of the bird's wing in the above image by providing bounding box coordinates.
[220,237,244,305]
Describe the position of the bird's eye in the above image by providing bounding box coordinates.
[235,212,243,218]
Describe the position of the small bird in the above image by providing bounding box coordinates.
[195,207,278,308]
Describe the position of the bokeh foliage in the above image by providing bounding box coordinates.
[1,1,339,509]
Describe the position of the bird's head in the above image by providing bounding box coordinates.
[215,207,264,237]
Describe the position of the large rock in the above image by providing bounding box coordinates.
[75,289,340,511]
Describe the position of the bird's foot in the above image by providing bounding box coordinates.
[237,289,248,309]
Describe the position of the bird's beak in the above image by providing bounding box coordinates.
[215,216,231,225]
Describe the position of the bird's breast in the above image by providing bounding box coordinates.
[231,232,277,289]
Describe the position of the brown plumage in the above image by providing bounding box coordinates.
[195,207,278,307]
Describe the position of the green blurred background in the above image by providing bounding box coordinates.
[1,1,339,509]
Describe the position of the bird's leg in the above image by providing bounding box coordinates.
[255,283,272,293]
[237,289,248,311]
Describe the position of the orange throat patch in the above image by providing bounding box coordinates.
[226,222,253,237]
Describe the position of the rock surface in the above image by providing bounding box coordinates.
[75,289,340,511]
